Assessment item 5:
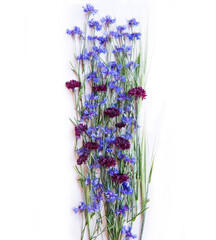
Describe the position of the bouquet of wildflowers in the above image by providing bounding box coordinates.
[66,4,154,240]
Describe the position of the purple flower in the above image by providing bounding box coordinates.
[121,182,134,195]
[127,32,142,41]
[115,122,126,129]
[101,16,116,26]
[115,204,129,217]
[93,84,107,92]
[66,26,83,38]
[65,80,81,90]
[104,107,120,118]
[77,153,89,165]
[75,124,87,138]
[88,19,102,31]
[112,173,129,184]
[99,156,116,168]
[121,226,137,239]
[73,202,87,214]
[83,4,97,15]
[128,18,139,26]
[115,137,130,150]
[128,87,147,100]
[104,189,121,202]
[83,142,99,150]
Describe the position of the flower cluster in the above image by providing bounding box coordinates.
[66,3,149,240]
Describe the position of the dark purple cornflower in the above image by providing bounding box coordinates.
[88,19,102,31]
[65,80,81,90]
[83,4,98,15]
[128,18,139,26]
[104,107,120,118]
[75,124,87,138]
[99,156,116,168]
[112,173,129,184]
[77,153,89,165]
[101,15,116,26]
[115,123,126,129]
[121,226,137,239]
[83,141,99,150]
[93,84,107,92]
[128,87,147,100]
[115,137,130,150]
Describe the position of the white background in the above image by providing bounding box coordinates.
[0,0,216,239]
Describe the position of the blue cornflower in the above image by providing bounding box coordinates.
[93,46,107,54]
[124,156,135,164]
[121,131,132,140]
[118,151,125,159]
[85,100,98,109]
[113,45,132,54]
[121,226,137,239]
[101,66,109,75]
[115,205,129,217]
[121,182,134,195]
[88,19,102,31]
[108,168,119,176]
[104,189,121,202]
[85,93,99,100]
[97,61,106,68]
[66,26,83,37]
[106,148,113,153]
[88,35,98,41]
[86,72,100,82]
[76,148,89,155]
[81,109,98,119]
[87,201,101,213]
[128,18,139,26]
[127,33,142,41]
[83,4,98,15]
[77,49,91,61]
[97,36,109,45]
[85,177,91,185]
[73,202,87,214]
[117,25,127,32]
[101,15,116,26]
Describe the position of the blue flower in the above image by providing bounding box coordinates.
[108,168,119,176]
[88,35,98,41]
[121,182,134,195]
[97,36,109,45]
[104,189,121,202]
[128,18,139,26]
[73,202,87,214]
[83,4,98,15]
[66,26,83,37]
[121,226,137,239]
[86,72,100,82]
[115,204,129,217]
[116,25,127,32]
[124,156,135,164]
[127,33,141,41]
[101,15,116,26]
[89,19,102,31]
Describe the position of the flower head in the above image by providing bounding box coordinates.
[77,153,89,165]
[128,87,147,100]
[83,141,99,150]
[115,122,126,129]
[112,173,129,184]
[101,15,116,26]
[75,124,87,138]
[93,84,107,92]
[121,226,137,239]
[115,137,130,150]
[128,18,139,26]
[83,4,97,15]
[99,156,116,168]
[104,107,120,118]
[65,80,81,90]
